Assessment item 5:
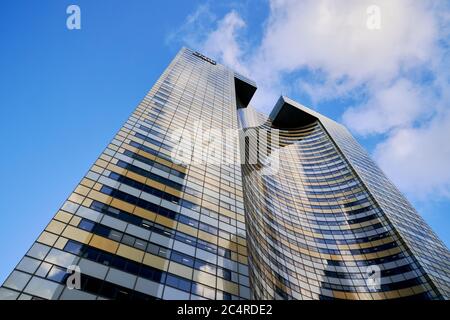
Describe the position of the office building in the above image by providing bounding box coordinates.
[1,48,449,300]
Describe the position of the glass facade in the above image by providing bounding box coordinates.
[1,48,449,300]
[239,97,450,300]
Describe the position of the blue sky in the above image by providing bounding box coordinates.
[0,0,448,284]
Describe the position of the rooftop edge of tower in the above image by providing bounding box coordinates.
[269,96,341,129]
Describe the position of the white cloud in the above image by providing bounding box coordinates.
[374,110,450,199]
[201,11,248,75]
[171,0,450,200]
[259,0,437,82]
[165,4,217,48]
[342,79,433,135]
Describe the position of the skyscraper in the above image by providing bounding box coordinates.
[239,98,450,300]
[1,47,449,300]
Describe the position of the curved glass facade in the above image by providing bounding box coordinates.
[239,102,449,300]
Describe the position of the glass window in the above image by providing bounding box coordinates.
[46,266,68,283]
[162,286,190,300]
[158,247,171,258]
[165,274,191,292]
[109,230,123,242]
[146,243,160,255]
[194,260,216,274]
[17,256,40,274]
[216,290,232,300]
[197,240,217,253]
[139,266,166,283]
[111,256,127,270]
[124,261,140,275]
[82,247,99,261]
[24,277,62,300]
[218,247,231,259]
[171,251,194,267]
[217,267,232,281]
[0,288,20,300]
[3,271,31,291]
[97,251,113,266]
[35,262,52,277]
[134,239,147,251]
[93,224,111,238]
[64,240,83,255]
[78,219,95,232]
[199,223,218,235]
[178,215,198,228]
[191,282,215,299]
[122,235,136,246]
[175,232,196,246]
[45,248,78,268]
[27,243,50,260]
